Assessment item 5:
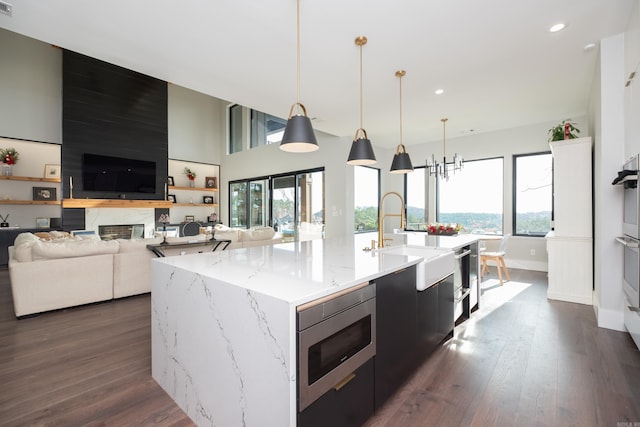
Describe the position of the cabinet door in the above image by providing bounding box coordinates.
[297,358,374,427]
[374,265,417,408]
[417,285,439,355]
[437,275,455,341]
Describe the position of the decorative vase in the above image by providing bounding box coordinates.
[189,179,195,188]
[2,164,12,176]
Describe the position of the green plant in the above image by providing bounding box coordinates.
[548,119,580,142]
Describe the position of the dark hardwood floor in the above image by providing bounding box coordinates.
[1,268,639,426]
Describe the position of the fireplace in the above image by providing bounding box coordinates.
[99,224,145,240]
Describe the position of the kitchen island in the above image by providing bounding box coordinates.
[151,236,424,426]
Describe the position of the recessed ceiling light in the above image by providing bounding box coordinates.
[434,89,444,95]
[549,23,566,33]
[584,43,596,51]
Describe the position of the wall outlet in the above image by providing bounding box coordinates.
[530,249,536,256]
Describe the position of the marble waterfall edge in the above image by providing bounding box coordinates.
[151,261,294,426]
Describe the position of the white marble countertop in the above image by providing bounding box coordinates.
[152,234,424,306]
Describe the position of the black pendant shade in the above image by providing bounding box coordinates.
[390,144,414,174]
[347,131,376,165]
[280,112,319,153]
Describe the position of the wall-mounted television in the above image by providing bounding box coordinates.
[82,153,156,194]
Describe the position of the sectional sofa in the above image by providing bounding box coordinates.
[8,226,283,317]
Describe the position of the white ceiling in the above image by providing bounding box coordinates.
[0,0,635,148]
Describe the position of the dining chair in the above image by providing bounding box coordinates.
[480,234,511,285]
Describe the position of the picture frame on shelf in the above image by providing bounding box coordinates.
[205,176,217,188]
[203,196,214,204]
[184,215,195,222]
[167,176,175,187]
[35,217,50,229]
[167,194,176,203]
[44,164,61,179]
[33,187,57,201]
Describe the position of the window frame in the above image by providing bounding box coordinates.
[512,151,553,237]
[353,165,381,234]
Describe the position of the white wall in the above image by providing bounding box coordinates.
[0,28,62,144]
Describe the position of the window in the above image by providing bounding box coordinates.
[405,167,426,229]
[229,104,244,154]
[354,166,380,233]
[513,152,552,236]
[437,157,504,234]
[229,169,325,241]
[250,110,287,148]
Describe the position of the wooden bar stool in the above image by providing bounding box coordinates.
[480,234,511,285]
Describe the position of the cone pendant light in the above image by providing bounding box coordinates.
[390,70,414,174]
[280,0,318,153]
[347,36,376,165]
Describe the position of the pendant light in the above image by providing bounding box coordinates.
[280,0,319,153]
[347,36,376,165]
[390,70,414,174]
[426,118,463,180]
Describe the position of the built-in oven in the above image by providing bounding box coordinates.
[620,155,640,239]
[297,282,376,412]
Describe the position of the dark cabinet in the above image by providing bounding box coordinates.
[297,358,374,427]
[416,274,454,356]
[374,265,417,408]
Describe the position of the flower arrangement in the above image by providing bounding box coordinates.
[425,222,463,235]
[0,148,19,165]
[183,167,196,180]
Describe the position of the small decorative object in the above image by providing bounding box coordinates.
[167,176,175,187]
[425,222,463,236]
[205,176,217,188]
[0,147,19,176]
[208,213,218,223]
[36,217,50,229]
[185,215,195,222]
[33,187,57,201]
[167,194,176,203]
[158,213,170,245]
[184,168,196,187]
[203,196,214,204]
[44,164,61,179]
[0,213,9,227]
[548,119,580,141]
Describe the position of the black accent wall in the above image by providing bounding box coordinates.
[62,50,168,201]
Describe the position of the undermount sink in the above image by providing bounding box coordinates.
[378,245,455,291]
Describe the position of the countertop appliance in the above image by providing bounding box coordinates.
[297,282,376,412]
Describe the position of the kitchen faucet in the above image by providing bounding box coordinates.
[377,191,406,248]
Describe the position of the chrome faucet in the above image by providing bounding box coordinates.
[377,191,406,248]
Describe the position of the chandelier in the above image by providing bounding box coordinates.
[426,118,463,180]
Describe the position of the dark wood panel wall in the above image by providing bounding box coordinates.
[61,50,169,229]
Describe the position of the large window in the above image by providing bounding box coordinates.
[229,168,325,241]
[354,166,380,233]
[405,167,426,229]
[513,152,552,236]
[437,157,504,234]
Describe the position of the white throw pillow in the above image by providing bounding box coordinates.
[243,227,275,241]
[13,232,40,248]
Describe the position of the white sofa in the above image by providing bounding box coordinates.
[8,227,283,317]
[212,225,284,249]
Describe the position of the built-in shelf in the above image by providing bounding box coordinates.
[62,199,174,209]
[171,203,219,207]
[169,185,218,192]
[0,175,62,183]
[0,200,61,205]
